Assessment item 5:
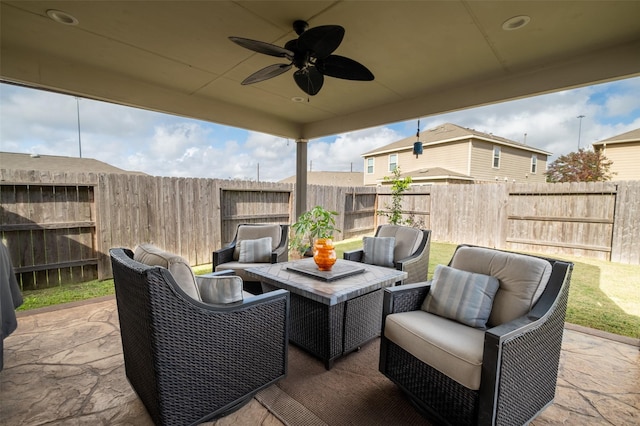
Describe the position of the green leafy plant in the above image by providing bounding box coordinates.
[290,205,341,255]
[377,167,414,226]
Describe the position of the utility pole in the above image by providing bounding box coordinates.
[577,115,585,150]
[76,97,82,158]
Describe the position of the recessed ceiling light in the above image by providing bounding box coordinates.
[291,97,306,103]
[46,9,79,26]
[502,15,530,31]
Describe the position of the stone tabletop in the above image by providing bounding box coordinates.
[247,258,408,305]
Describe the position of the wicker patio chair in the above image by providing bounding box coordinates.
[213,223,289,294]
[110,247,289,426]
[379,244,573,426]
[343,224,431,284]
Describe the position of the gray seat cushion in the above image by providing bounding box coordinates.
[215,261,268,282]
[385,310,485,390]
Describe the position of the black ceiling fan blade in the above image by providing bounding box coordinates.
[293,67,324,96]
[316,55,374,81]
[297,25,345,59]
[241,63,292,85]
[229,36,293,59]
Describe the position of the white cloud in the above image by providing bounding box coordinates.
[308,126,401,172]
[604,93,640,117]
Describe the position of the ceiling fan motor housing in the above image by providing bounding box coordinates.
[293,20,309,35]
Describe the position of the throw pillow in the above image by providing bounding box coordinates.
[421,264,499,329]
[196,275,244,304]
[238,237,272,263]
[362,236,395,268]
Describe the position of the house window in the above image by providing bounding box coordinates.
[366,158,374,174]
[531,154,537,174]
[389,154,398,171]
[492,146,501,168]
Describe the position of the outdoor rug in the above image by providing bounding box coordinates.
[256,338,431,426]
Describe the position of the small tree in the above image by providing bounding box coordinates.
[377,167,413,226]
[545,148,615,183]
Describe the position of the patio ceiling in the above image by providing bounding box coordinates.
[2,1,639,142]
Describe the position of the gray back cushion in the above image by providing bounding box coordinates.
[232,224,282,260]
[377,225,422,261]
[133,243,201,301]
[450,246,552,327]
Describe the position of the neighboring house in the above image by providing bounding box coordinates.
[280,171,364,187]
[592,128,640,181]
[362,123,551,186]
[0,152,146,175]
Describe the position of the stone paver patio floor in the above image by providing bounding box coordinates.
[1,296,638,425]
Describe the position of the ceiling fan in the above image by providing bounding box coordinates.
[229,20,374,96]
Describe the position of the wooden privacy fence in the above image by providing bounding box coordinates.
[1,171,99,289]
[1,168,639,289]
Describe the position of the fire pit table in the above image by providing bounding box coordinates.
[247,258,407,369]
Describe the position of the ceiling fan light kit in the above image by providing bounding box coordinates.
[230,20,374,96]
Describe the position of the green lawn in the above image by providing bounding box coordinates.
[17,240,640,339]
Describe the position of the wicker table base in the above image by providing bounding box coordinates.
[262,282,382,369]
[248,259,407,369]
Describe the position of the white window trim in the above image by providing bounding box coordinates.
[388,153,398,172]
[366,158,374,174]
[531,154,537,174]
[492,146,501,169]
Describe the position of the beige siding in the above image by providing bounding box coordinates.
[471,140,547,183]
[363,150,414,185]
[597,142,640,181]
[365,138,548,185]
[363,141,471,185]
[363,154,397,185]
[413,141,470,173]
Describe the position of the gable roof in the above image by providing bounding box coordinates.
[592,128,640,146]
[362,123,552,156]
[399,167,474,182]
[0,152,146,175]
[279,171,363,187]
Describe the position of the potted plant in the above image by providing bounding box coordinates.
[290,205,340,270]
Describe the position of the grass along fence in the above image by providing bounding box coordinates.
[2,168,639,290]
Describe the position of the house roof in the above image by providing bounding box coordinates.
[0,152,146,176]
[280,171,363,187]
[362,123,552,156]
[397,167,475,183]
[592,128,640,146]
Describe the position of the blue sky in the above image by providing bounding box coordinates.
[1,76,639,182]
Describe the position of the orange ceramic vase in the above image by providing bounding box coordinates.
[313,238,337,271]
